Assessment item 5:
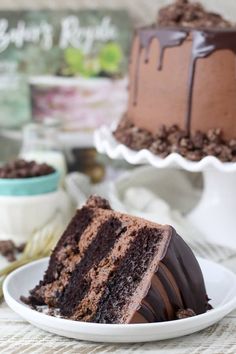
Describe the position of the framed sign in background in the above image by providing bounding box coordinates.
[0,9,132,135]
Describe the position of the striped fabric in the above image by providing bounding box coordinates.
[0,241,235,353]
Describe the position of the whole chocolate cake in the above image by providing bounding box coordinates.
[24,196,211,323]
[114,0,236,161]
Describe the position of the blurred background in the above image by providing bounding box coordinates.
[0,0,235,24]
[0,0,235,182]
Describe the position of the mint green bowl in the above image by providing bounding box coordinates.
[0,171,60,196]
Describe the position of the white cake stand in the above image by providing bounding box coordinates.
[94,125,236,250]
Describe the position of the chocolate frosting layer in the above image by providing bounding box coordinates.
[133,28,187,105]
[132,27,236,135]
[186,29,236,132]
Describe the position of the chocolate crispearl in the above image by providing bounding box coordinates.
[157,0,232,28]
[114,118,236,162]
[0,159,55,179]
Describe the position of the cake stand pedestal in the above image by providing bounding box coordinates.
[187,167,236,249]
[94,125,236,250]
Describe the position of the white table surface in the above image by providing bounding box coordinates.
[0,241,236,354]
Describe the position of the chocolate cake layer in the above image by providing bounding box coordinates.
[93,227,208,324]
[65,217,168,321]
[92,226,169,323]
[29,207,95,306]
[29,205,124,307]
[25,196,210,324]
[58,217,126,317]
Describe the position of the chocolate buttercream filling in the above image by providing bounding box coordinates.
[29,207,94,306]
[91,226,171,323]
[58,217,127,317]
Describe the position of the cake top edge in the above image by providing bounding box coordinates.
[156,0,234,30]
[85,195,112,210]
[136,26,236,34]
[83,195,173,232]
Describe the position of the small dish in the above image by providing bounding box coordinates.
[0,189,69,243]
[3,257,236,343]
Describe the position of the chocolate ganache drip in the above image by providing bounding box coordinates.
[133,28,236,133]
[133,28,188,105]
[186,30,236,133]
[132,0,236,134]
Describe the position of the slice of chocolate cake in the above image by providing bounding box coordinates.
[25,196,210,323]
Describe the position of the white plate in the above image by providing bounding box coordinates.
[3,257,236,343]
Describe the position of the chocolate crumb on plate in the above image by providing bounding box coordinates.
[176,308,196,319]
[0,240,25,262]
[20,296,32,306]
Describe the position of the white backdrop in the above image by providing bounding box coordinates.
[0,0,235,26]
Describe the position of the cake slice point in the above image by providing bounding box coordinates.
[24,196,210,324]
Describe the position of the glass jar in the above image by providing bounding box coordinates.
[19,118,67,184]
